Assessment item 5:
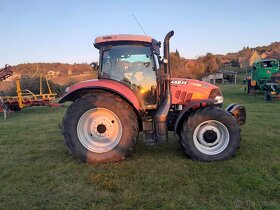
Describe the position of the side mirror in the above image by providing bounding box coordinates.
[90,62,99,70]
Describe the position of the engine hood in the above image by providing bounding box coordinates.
[170,78,222,105]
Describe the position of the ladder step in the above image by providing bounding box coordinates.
[143,131,156,145]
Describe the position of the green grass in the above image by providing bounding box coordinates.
[0,85,280,210]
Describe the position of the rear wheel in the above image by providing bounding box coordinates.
[180,106,241,161]
[62,92,139,163]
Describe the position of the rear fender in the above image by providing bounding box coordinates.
[174,99,217,134]
[58,79,142,111]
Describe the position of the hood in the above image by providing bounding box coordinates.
[171,78,222,105]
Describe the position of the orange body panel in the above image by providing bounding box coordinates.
[60,78,220,110]
[171,78,219,105]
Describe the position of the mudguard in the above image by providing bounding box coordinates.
[174,100,246,134]
[58,79,142,110]
[174,99,217,134]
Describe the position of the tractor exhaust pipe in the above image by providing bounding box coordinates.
[154,30,174,143]
[164,30,174,76]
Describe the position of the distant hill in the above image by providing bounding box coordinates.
[217,41,280,65]
[12,63,95,77]
[0,63,98,94]
[4,41,280,82]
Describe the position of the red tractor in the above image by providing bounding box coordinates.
[59,31,246,163]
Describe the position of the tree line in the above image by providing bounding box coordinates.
[170,41,280,79]
[5,41,280,82]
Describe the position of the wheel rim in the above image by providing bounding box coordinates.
[193,120,229,155]
[77,108,122,153]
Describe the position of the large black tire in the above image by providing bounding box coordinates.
[179,106,241,161]
[62,92,139,163]
[265,92,271,101]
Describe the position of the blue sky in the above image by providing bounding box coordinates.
[0,0,280,66]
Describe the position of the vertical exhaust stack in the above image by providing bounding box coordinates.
[154,30,174,143]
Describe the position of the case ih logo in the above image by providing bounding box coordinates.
[102,36,113,40]
[171,80,187,85]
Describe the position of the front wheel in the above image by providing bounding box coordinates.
[61,92,139,163]
[180,106,241,161]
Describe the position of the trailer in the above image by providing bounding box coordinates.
[1,76,58,112]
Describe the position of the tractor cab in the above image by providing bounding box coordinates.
[94,35,161,109]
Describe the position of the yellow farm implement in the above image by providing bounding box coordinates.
[3,75,58,111]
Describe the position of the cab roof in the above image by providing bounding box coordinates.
[94,34,153,48]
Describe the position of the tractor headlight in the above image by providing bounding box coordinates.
[214,96,224,104]
[209,88,223,104]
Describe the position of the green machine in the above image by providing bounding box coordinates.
[249,59,280,100]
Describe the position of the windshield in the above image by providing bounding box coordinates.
[260,60,279,68]
[101,45,157,107]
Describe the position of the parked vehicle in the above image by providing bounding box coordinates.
[59,31,246,163]
[248,59,280,100]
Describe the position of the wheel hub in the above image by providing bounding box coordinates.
[77,108,122,153]
[193,120,230,155]
[92,118,112,138]
[203,130,217,143]
[96,124,107,134]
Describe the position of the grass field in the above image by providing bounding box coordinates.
[0,84,279,209]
